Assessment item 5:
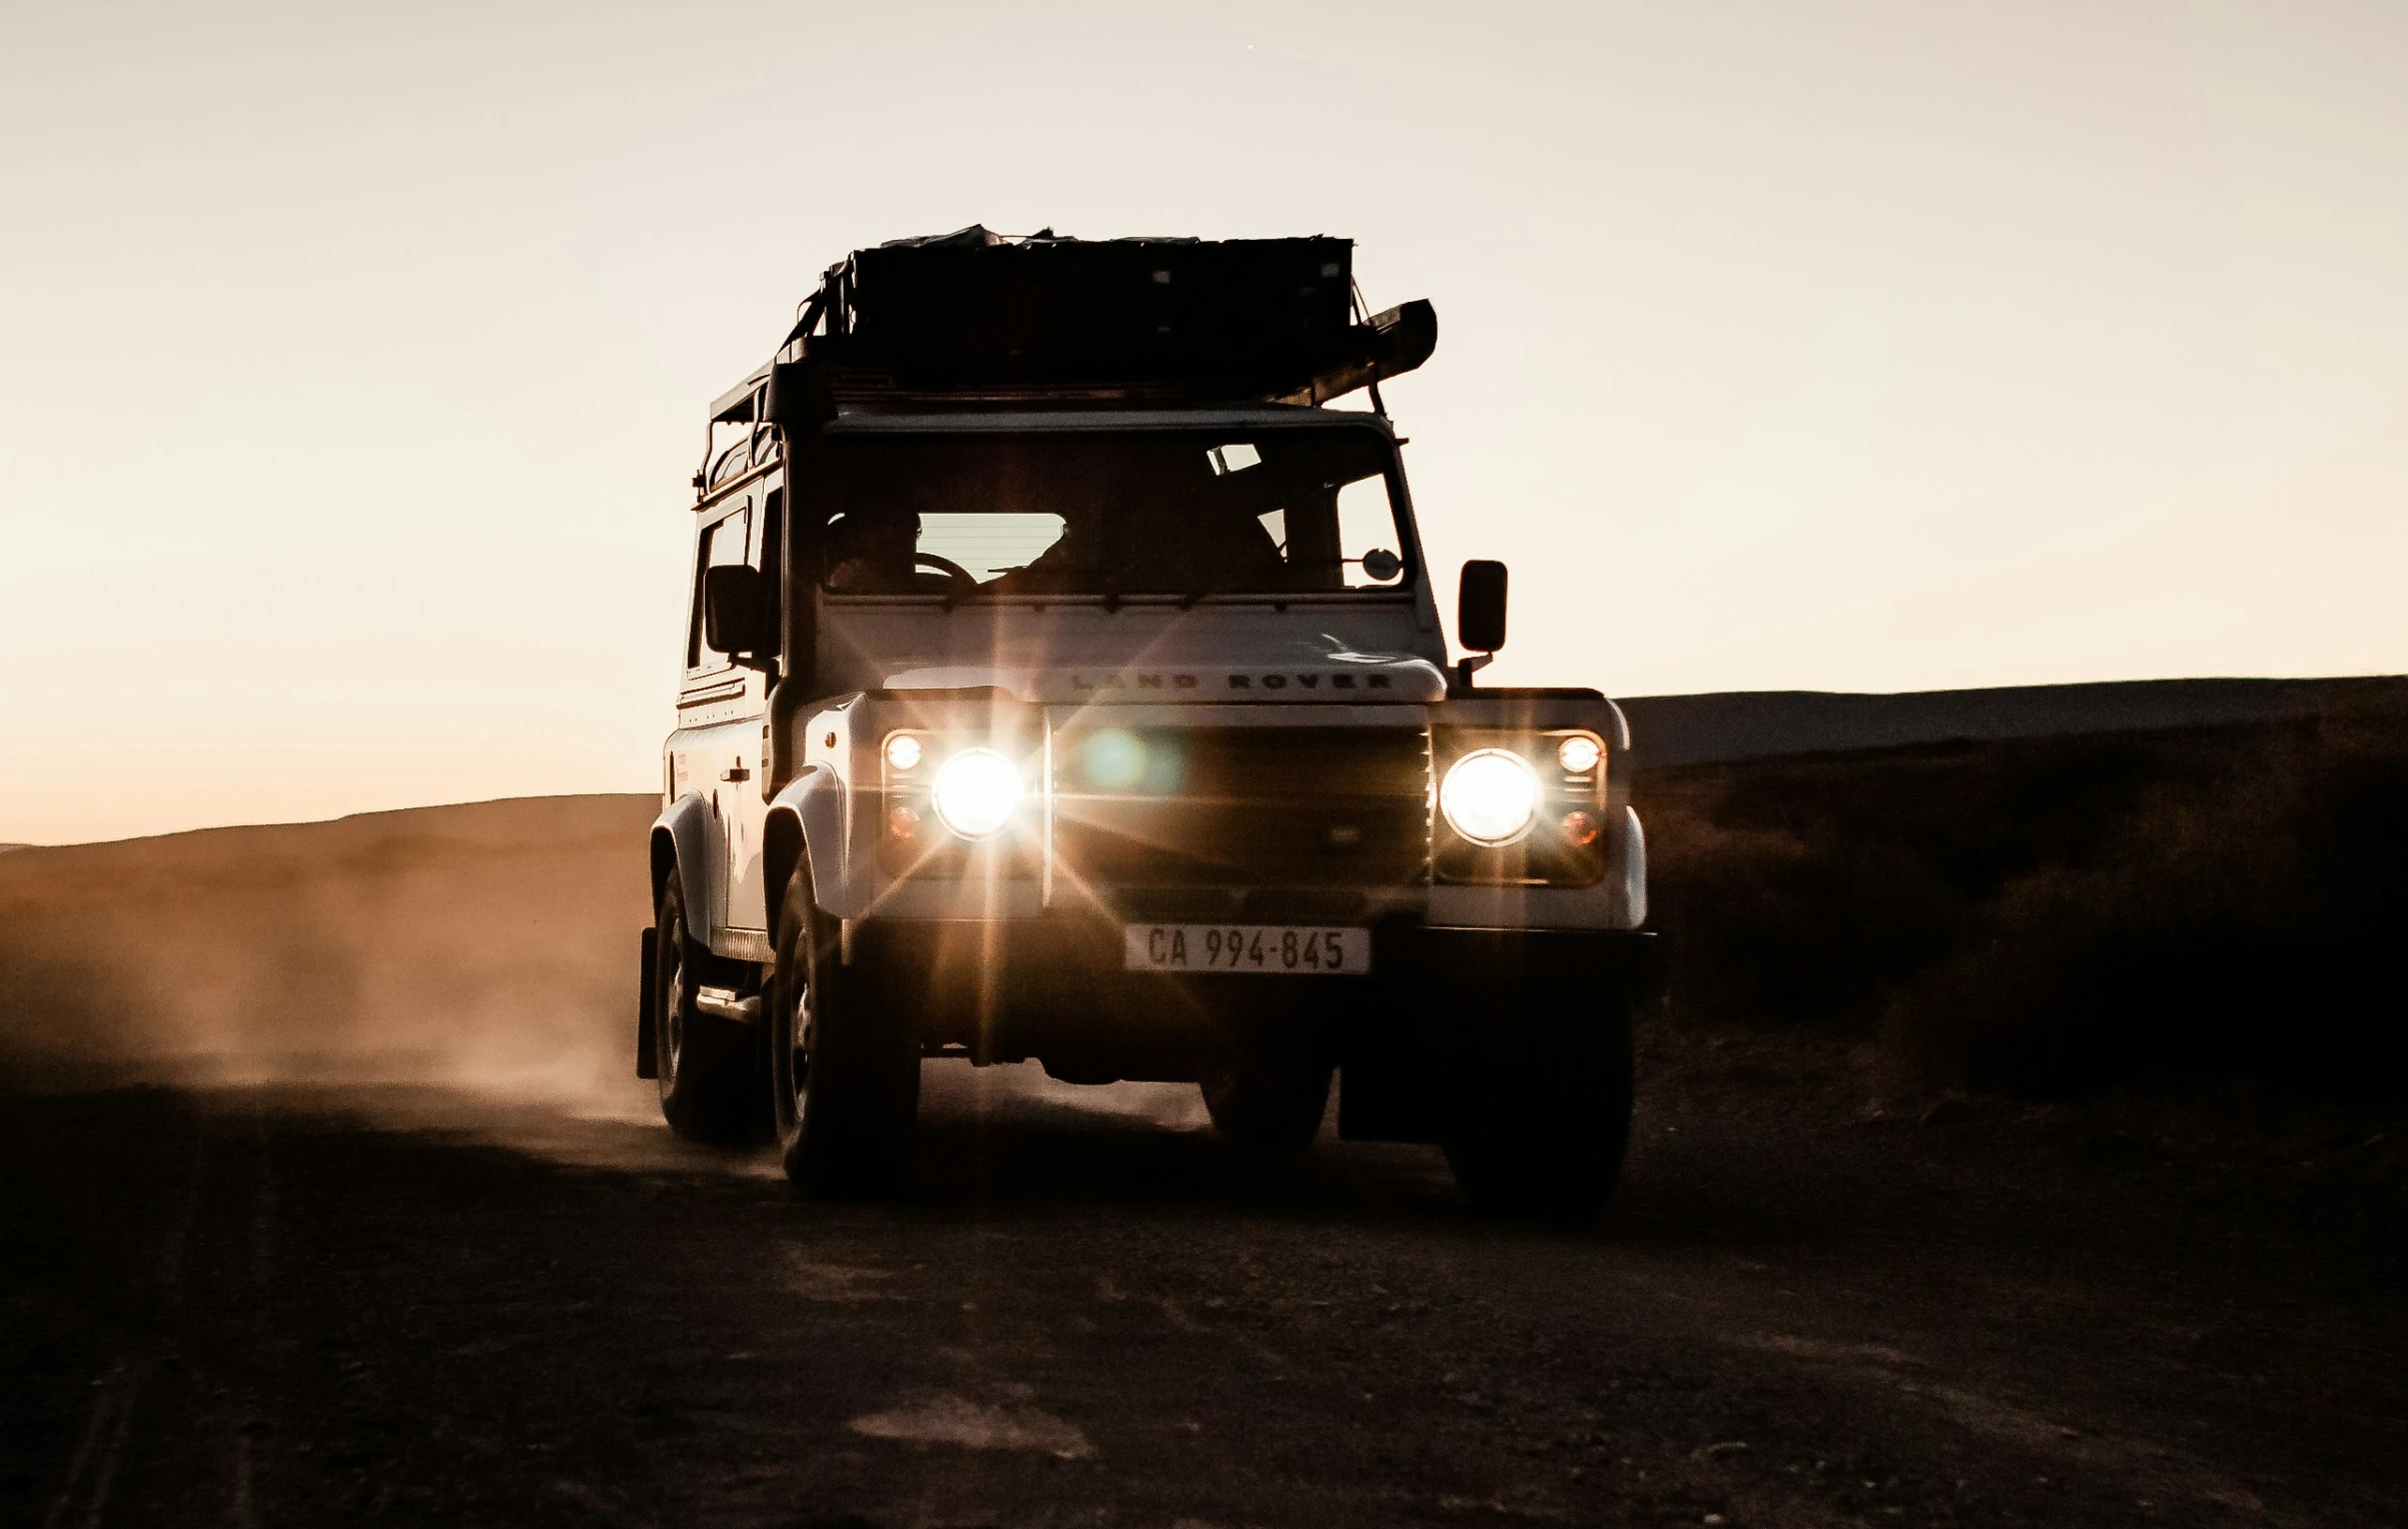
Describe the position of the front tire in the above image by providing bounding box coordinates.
[769,864,920,1198]
[651,868,762,1142]
[1201,1023,1333,1155]
[1442,989,1635,1221]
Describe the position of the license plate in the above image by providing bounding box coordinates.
[1123,923,1371,975]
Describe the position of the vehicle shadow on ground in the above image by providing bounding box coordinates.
[230,1067,1841,1255]
[721,1071,1826,1255]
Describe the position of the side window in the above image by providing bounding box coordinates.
[756,489,784,659]
[685,505,752,671]
[707,435,752,489]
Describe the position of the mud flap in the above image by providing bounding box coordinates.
[636,925,659,1080]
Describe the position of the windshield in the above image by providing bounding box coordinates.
[806,427,1409,600]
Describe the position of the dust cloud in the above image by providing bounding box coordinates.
[0,795,659,1111]
[0,793,1216,1133]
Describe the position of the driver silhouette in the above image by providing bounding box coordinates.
[823,509,928,594]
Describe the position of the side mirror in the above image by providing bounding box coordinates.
[1456,560,1507,687]
[702,565,773,659]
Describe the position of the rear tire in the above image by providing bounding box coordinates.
[651,868,762,1142]
[1442,988,1635,1221]
[769,864,920,1198]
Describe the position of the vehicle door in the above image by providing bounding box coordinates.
[721,485,783,936]
[674,496,760,942]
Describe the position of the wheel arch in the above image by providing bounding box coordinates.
[765,764,845,931]
[642,797,709,1085]
[649,793,715,925]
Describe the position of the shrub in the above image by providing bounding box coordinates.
[1639,714,2408,1101]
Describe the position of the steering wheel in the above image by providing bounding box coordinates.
[915,552,980,603]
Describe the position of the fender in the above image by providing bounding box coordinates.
[1612,806,1648,929]
[649,792,717,931]
[762,763,847,935]
[1602,701,1643,929]
[642,792,717,1079]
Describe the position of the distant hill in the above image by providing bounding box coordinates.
[4,793,653,863]
[1616,676,2408,767]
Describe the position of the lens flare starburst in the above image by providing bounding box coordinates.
[931,748,1024,839]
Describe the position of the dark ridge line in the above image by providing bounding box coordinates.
[1616,674,2408,767]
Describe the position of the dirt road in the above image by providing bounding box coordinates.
[5,1058,2400,1529]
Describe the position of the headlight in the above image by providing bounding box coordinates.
[1439,748,1540,846]
[929,748,1024,839]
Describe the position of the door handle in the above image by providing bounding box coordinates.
[721,764,751,782]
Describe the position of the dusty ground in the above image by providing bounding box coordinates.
[5,793,2400,1525]
[5,1042,2400,1529]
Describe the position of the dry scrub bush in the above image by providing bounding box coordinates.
[1640,717,2408,1101]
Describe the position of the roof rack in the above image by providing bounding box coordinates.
[712,229,1436,427]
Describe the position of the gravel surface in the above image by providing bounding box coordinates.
[4,1053,2401,1528]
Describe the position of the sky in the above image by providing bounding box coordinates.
[3,0,2404,844]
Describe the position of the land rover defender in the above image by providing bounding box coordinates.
[639,229,1655,1217]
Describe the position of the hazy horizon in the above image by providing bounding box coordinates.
[6,1,2406,843]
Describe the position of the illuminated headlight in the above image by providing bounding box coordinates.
[929,748,1024,840]
[1556,734,1602,774]
[1438,748,1540,846]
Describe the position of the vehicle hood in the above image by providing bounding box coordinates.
[877,637,1447,705]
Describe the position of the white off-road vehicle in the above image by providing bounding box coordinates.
[639,230,1655,1216]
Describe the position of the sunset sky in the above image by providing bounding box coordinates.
[4,1,2405,844]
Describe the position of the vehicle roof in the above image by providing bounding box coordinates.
[818,405,1396,437]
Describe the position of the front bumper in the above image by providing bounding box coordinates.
[847,914,1661,1079]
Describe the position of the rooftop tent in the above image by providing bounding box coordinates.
[848,233,1351,391]
[759,230,1435,411]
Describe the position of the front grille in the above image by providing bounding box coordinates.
[1051,724,1430,890]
